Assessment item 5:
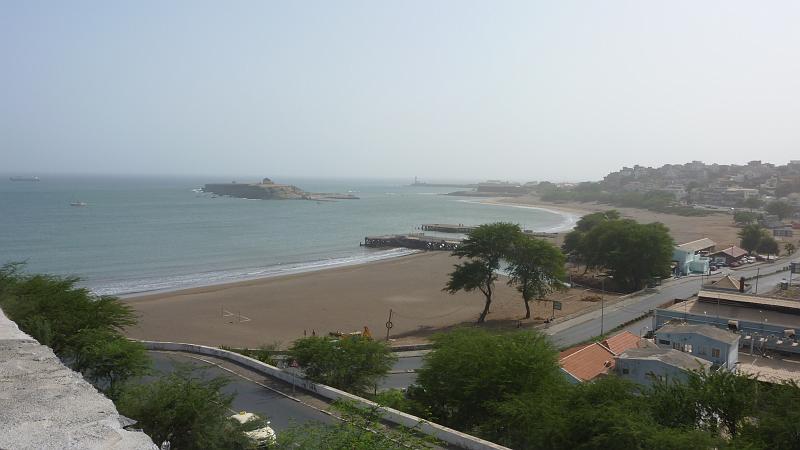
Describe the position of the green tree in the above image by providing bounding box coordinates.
[757,233,780,257]
[275,400,436,449]
[0,264,148,394]
[444,222,522,323]
[786,242,797,256]
[562,211,620,271]
[649,370,758,438]
[739,381,800,450]
[0,269,137,354]
[741,196,764,210]
[738,224,763,254]
[733,210,761,226]
[506,236,566,319]
[287,335,396,395]
[582,219,674,291]
[765,199,795,220]
[409,329,564,431]
[116,366,255,450]
[69,329,150,396]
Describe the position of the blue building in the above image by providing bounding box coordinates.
[654,323,740,369]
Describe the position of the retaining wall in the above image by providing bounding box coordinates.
[140,340,508,450]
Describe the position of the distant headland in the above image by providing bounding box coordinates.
[202,178,359,201]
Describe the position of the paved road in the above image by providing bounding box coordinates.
[380,258,796,389]
[545,262,792,348]
[149,351,338,431]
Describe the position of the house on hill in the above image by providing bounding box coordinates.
[558,331,654,383]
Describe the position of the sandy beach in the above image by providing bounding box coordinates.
[486,196,742,248]
[125,251,617,348]
[124,199,740,348]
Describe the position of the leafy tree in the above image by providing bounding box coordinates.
[409,329,564,431]
[116,366,255,450]
[757,234,780,257]
[738,224,764,254]
[444,222,522,323]
[287,335,396,395]
[534,181,558,193]
[562,211,619,270]
[506,236,566,319]
[765,199,795,220]
[786,242,797,256]
[274,400,436,449]
[739,381,800,450]
[69,329,150,396]
[733,210,761,226]
[582,219,674,291]
[0,269,137,354]
[0,263,148,394]
[741,196,764,210]
[649,370,758,438]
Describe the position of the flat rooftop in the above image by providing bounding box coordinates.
[617,347,712,370]
[698,290,800,315]
[667,298,800,329]
[738,352,800,384]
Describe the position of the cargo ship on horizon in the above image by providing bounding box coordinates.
[9,176,40,182]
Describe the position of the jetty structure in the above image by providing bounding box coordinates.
[421,223,558,239]
[203,178,358,201]
[362,234,461,251]
[363,224,559,251]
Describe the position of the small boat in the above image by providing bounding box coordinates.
[70,201,88,207]
[10,176,40,182]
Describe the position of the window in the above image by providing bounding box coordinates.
[685,344,693,353]
[698,346,706,355]
[622,368,629,375]
[712,348,721,358]
[659,339,670,345]
[673,342,681,350]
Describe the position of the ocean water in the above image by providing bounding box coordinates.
[0,175,575,296]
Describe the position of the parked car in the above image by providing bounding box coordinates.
[230,412,276,447]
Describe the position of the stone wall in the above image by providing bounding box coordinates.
[0,309,155,450]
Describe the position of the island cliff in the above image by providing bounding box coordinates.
[203,178,358,201]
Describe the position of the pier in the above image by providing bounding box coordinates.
[362,234,461,251]
[421,223,477,233]
[420,223,559,239]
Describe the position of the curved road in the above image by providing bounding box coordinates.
[148,351,338,431]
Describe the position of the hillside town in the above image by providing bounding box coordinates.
[602,159,800,210]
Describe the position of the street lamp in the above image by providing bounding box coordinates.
[600,276,606,336]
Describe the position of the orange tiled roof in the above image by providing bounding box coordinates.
[602,331,644,355]
[559,343,615,382]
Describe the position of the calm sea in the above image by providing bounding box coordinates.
[0,175,575,296]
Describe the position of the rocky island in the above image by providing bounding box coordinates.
[202,178,359,201]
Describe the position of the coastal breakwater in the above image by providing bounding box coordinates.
[203,178,358,201]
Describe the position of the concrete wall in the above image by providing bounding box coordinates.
[0,309,155,450]
[140,340,509,450]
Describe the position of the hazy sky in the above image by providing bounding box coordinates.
[2,1,800,182]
